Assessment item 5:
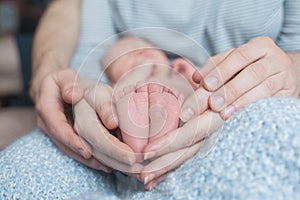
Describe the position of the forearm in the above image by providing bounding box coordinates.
[30,0,81,101]
[287,52,300,97]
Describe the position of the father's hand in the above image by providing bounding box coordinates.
[181,36,300,121]
[32,69,110,171]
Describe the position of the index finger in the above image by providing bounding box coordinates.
[37,75,92,158]
[143,110,223,160]
[201,37,275,91]
[193,48,235,83]
[74,99,136,165]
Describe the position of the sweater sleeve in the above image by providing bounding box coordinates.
[70,0,116,82]
[276,0,300,52]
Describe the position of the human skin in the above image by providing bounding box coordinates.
[29,0,135,172]
[30,0,300,190]
[181,37,300,122]
[141,37,300,189]
[102,37,196,157]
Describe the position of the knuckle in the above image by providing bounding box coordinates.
[195,88,210,100]
[225,85,239,101]
[253,36,275,46]
[194,89,210,111]
[264,78,278,93]
[235,47,250,63]
[249,61,267,81]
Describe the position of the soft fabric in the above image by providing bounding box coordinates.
[1,98,299,199]
[1,1,300,199]
[71,0,300,80]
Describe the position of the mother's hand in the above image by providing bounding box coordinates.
[74,78,142,175]
[141,110,224,190]
[181,36,300,121]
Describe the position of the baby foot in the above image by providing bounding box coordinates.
[114,84,149,153]
[148,83,184,142]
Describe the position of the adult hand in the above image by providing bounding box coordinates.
[33,68,110,171]
[73,78,142,175]
[181,36,300,121]
[141,110,224,190]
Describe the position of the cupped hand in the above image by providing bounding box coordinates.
[34,68,110,171]
[141,110,224,190]
[73,78,143,175]
[181,36,300,121]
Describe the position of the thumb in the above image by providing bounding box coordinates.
[56,69,84,104]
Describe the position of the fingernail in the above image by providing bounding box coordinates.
[180,107,195,122]
[223,105,235,118]
[144,152,155,160]
[211,95,224,109]
[144,174,155,185]
[205,76,218,89]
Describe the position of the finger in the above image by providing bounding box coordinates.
[56,69,84,104]
[209,56,283,111]
[91,147,144,174]
[37,80,91,159]
[181,49,236,122]
[123,172,142,182]
[142,141,203,185]
[180,86,211,122]
[38,107,91,158]
[81,80,118,130]
[93,84,119,130]
[144,174,167,191]
[202,37,276,91]
[193,48,235,83]
[74,100,136,165]
[51,137,112,172]
[144,110,223,160]
[220,72,285,120]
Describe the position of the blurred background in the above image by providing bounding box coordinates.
[0,0,51,149]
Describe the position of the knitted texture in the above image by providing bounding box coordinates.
[1,98,299,199]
